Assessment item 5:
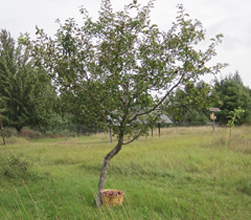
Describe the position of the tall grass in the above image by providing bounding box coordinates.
[0,126,250,219]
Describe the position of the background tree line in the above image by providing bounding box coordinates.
[0,29,251,135]
[166,72,251,125]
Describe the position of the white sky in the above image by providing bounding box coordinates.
[1,0,251,87]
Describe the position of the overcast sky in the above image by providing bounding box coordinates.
[1,0,251,87]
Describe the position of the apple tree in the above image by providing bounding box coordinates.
[29,0,226,206]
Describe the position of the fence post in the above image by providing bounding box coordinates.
[109,126,112,143]
[158,123,160,138]
[0,115,6,145]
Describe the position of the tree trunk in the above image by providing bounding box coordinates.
[96,133,124,207]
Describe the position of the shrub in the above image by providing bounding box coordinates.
[3,127,17,137]
[19,129,44,139]
[0,154,48,185]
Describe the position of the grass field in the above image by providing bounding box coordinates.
[0,126,251,220]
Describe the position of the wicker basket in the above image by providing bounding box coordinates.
[101,189,125,206]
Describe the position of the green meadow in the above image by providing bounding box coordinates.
[0,126,250,220]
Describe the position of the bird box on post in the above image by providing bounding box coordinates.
[209,107,221,112]
[210,113,216,120]
[209,107,221,132]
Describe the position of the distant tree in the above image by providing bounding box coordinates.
[29,0,226,206]
[214,72,251,124]
[227,107,245,147]
[0,30,57,132]
[166,81,216,125]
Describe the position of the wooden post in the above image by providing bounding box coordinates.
[158,123,160,138]
[109,126,112,143]
[212,113,215,133]
[0,115,6,145]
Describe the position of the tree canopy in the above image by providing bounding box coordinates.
[214,72,251,124]
[0,30,57,132]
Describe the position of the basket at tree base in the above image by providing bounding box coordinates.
[101,189,125,206]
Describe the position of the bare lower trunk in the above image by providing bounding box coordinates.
[96,134,123,207]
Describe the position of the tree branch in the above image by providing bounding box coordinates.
[128,70,186,123]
